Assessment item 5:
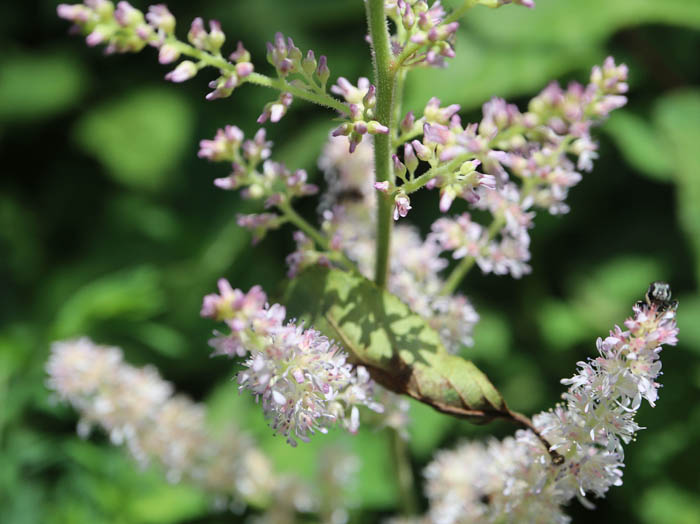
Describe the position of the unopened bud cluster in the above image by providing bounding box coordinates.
[385,0,458,68]
[331,77,390,153]
[379,58,627,279]
[201,280,383,446]
[198,125,318,241]
[58,2,255,99]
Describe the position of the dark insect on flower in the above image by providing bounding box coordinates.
[335,187,366,204]
[641,281,678,312]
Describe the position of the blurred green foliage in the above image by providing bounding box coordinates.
[1,0,699,522]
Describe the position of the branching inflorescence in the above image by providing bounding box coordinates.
[51,0,677,522]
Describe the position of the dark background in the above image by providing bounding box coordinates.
[1,0,700,522]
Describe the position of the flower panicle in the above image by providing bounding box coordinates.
[46,337,278,502]
[57,2,256,99]
[201,280,383,446]
[376,58,627,280]
[421,288,679,523]
[197,125,318,213]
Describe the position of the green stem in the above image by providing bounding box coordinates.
[401,152,473,194]
[171,41,348,114]
[392,68,408,143]
[246,73,348,114]
[277,202,357,271]
[445,0,480,24]
[440,215,505,296]
[278,202,328,247]
[389,427,418,515]
[393,121,425,149]
[366,0,397,288]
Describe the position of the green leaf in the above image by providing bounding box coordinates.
[638,484,700,524]
[467,309,511,363]
[0,51,87,122]
[285,266,507,421]
[407,31,597,112]
[652,89,700,282]
[463,0,700,48]
[52,266,165,338]
[569,255,664,334]
[604,111,672,181]
[131,322,189,358]
[675,294,700,355]
[537,299,590,351]
[207,381,398,508]
[62,441,207,523]
[275,119,333,171]
[412,0,700,112]
[73,87,194,191]
[408,399,454,458]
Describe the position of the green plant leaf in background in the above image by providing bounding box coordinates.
[72,87,194,191]
[206,381,398,508]
[604,111,673,182]
[57,441,207,524]
[638,484,700,524]
[51,265,165,339]
[0,51,87,123]
[411,0,700,113]
[461,0,700,47]
[653,89,700,284]
[537,256,663,348]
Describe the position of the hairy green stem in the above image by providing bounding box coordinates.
[401,152,474,194]
[389,427,418,515]
[392,68,408,142]
[246,73,348,114]
[445,0,480,24]
[277,202,357,271]
[171,41,348,114]
[366,0,397,288]
[278,202,328,247]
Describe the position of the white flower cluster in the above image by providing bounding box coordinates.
[46,337,276,502]
[201,280,383,446]
[317,134,479,354]
[418,298,678,523]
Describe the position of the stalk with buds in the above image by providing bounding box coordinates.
[50,1,677,521]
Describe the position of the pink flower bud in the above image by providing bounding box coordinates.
[374,181,390,193]
[393,193,411,220]
[208,20,225,51]
[411,139,432,161]
[367,121,389,135]
[165,60,197,82]
[404,143,419,173]
[158,43,180,64]
[146,4,176,33]
[187,17,207,50]
[229,41,251,63]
